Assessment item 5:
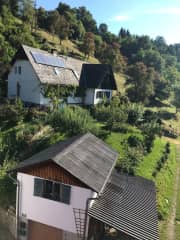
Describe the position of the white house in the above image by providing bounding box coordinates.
[9,133,159,240]
[7,45,117,105]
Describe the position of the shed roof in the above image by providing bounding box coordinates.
[12,133,118,193]
[88,170,159,240]
[80,64,117,90]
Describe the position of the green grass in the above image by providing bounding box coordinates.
[136,137,176,220]
[175,145,180,239]
[156,143,176,219]
[105,127,143,159]
[136,137,167,179]
[175,223,180,240]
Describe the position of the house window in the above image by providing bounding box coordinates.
[16,82,21,97]
[18,66,21,74]
[34,178,71,204]
[96,91,111,99]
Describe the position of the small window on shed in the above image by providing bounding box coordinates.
[61,185,71,204]
[43,180,53,199]
[53,182,61,201]
[34,178,44,197]
[18,66,21,74]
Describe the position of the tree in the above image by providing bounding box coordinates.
[99,42,126,72]
[81,32,95,58]
[154,36,167,54]
[126,62,155,103]
[37,7,47,29]
[98,23,108,35]
[19,0,35,30]
[56,2,71,15]
[118,28,130,38]
[143,49,165,72]
[76,6,97,33]
[172,86,180,113]
[57,15,70,44]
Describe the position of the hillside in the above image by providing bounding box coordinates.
[1,1,180,239]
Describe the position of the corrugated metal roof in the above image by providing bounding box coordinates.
[13,133,118,193]
[80,64,117,90]
[88,170,159,240]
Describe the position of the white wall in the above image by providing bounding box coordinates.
[67,96,82,104]
[17,173,95,234]
[84,89,95,105]
[8,60,40,104]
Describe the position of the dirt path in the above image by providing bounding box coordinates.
[166,142,180,240]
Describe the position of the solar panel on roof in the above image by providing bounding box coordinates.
[31,51,65,68]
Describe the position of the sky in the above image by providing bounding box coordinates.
[36,0,180,45]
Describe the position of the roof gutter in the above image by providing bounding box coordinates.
[83,196,99,240]
[8,172,20,240]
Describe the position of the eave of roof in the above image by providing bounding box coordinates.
[88,170,159,240]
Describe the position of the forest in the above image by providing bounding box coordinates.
[1,1,180,239]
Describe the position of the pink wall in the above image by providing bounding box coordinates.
[17,173,95,233]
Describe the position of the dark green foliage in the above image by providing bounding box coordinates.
[140,121,162,153]
[126,62,155,103]
[127,135,143,147]
[0,99,27,129]
[76,6,97,33]
[153,142,170,176]
[80,32,95,58]
[0,160,17,208]
[117,145,144,175]
[91,97,128,132]
[47,106,98,136]
[126,103,144,125]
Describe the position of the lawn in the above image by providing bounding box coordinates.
[175,145,180,239]
[136,137,167,179]
[105,128,142,160]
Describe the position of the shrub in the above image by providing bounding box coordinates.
[117,145,144,175]
[0,99,27,129]
[127,135,143,147]
[47,106,98,136]
[140,120,162,153]
[126,103,144,125]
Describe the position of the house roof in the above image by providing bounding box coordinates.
[88,170,159,240]
[20,45,86,86]
[12,133,118,193]
[13,45,117,90]
[80,64,117,90]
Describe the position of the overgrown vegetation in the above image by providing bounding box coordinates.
[0,2,180,236]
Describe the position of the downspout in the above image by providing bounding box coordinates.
[83,196,99,240]
[8,172,20,240]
